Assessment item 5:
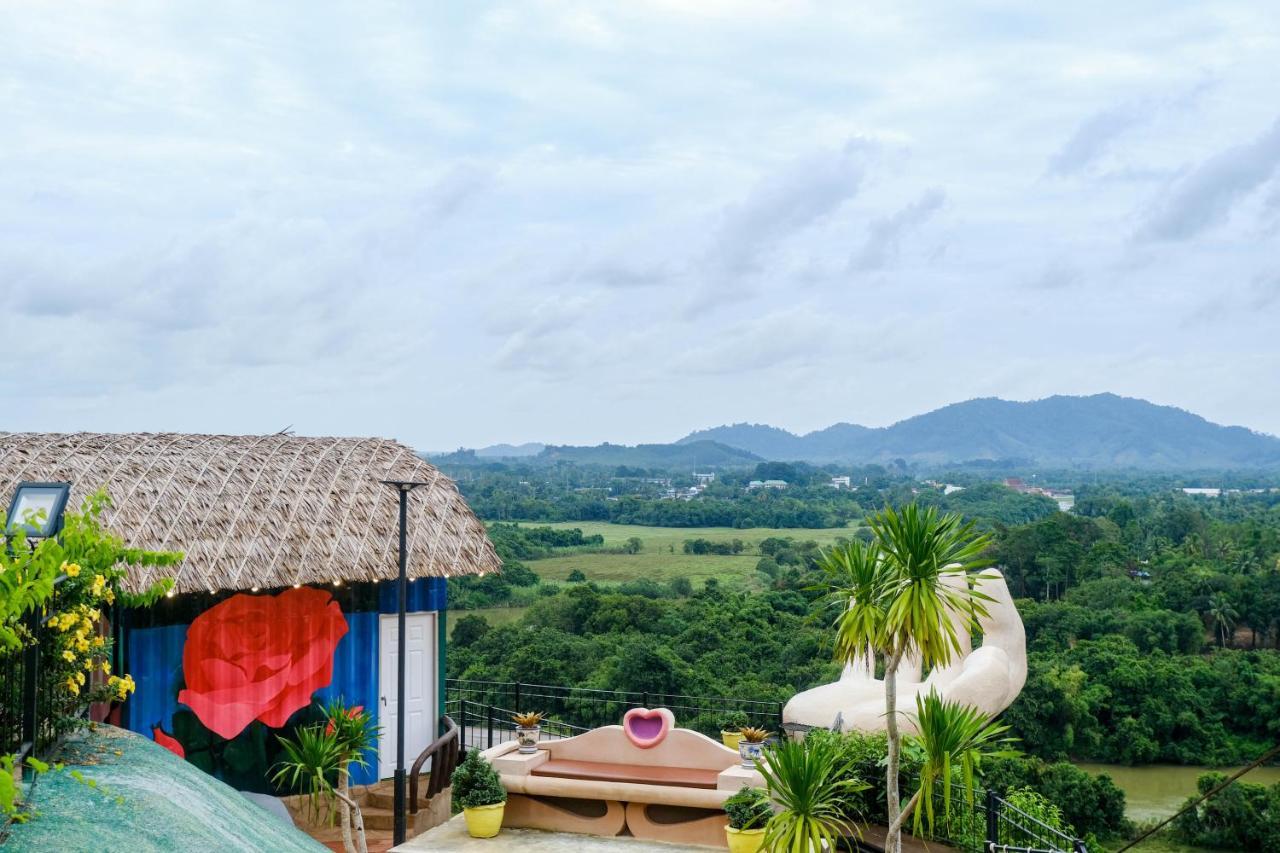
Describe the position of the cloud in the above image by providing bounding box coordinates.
[851,188,945,271]
[712,139,870,276]
[1047,104,1147,176]
[1139,115,1280,242]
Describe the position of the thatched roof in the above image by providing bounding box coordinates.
[0,433,500,595]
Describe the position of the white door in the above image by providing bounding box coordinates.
[379,612,436,779]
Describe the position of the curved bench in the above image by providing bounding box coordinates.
[482,717,765,849]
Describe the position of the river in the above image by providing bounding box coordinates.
[1074,763,1280,822]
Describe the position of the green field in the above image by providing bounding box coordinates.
[449,605,528,636]
[511,522,858,590]
[528,521,856,553]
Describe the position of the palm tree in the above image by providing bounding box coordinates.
[1207,594,1239,648]
[822,504,992,853]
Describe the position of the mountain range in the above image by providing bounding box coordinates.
[441,394,1280,470]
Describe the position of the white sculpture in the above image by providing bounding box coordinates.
[783,568,1026,735]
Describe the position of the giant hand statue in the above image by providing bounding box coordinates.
[783,568,1026,735]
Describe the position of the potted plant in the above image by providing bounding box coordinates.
[511,711,544,754]
[453,749,508,838]
[723,786,772,853]
[720,711,750,748]
[737,726,770,768]
[757,736,866,852]
[271,700,379,853]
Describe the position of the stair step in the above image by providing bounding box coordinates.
[363,789,433,811]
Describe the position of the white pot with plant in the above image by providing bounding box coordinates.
[512,711,544,754]
[737,726,769,768]
[453,749,508,838]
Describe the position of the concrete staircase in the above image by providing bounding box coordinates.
[354,779,450,837]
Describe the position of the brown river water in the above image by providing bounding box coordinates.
[1074,763,1280,822]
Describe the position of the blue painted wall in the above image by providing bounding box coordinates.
[124,578,447,788]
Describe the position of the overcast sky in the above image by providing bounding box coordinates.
[4,2,1279,450]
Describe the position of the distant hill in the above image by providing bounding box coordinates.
[536,440,761,468]
[475,442,545,458]
[678,395,1280,469]
[432,439,760,468]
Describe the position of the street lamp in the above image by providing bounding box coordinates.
[5,482,71,539]
[380,479,430,846]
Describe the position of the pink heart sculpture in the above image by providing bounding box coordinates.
[623,707,675,749]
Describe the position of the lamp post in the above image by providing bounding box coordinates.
[5,482,71,766]
[380,479,429,846]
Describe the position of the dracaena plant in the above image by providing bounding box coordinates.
[757,735,867,853]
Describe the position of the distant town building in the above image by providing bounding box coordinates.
[829,476,852,489]
[747,479,788,490]
[1181,487,1222,498]
[694,472,716,485]
[1002,477,1074,512]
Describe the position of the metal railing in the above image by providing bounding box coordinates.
[922,783,1087,853]
[446,678,784,742]
[0,595,68,772]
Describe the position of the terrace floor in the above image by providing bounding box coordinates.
[392,815,955,853]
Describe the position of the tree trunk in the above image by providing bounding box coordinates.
[884,647,905,853]
[333,787,368,853]
[339,767,355,853]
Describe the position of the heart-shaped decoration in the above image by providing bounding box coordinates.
[623,707,675,749]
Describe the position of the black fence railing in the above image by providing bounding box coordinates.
[0,578,83,780]
[446,678,785,741]
[923,783,1087,853]
[445,680,1087,853]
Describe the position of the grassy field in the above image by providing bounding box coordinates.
[502,521,858,591]
[530,552,761,586]
[448,606,529,637]
[529,521,857,553]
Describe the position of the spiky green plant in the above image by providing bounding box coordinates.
[906,691,1019,837]
[272,701,378,853]
[756,736,867,853]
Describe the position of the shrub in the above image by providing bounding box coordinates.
[721,711,750,732]
[567,569,587,582]
[453,750,507,809]
[724,786,772,830]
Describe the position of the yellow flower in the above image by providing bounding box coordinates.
[62,650,75,662]
[103,589,115,604]
[66,678,80,696]
[92,636,105,648]
[83,658,94,671]
[87,608,101,622]
[75,671,85,685]
[76,638,90,653]
[101,662,111,676]
[90,575,106,596]
[62,562,81,578]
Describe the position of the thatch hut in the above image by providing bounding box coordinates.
[0,432,499,788]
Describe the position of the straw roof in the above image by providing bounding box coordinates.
[0,432,500,595]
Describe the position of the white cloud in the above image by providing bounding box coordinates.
[1,1,1278,446]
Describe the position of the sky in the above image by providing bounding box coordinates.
[3,1,1279,450]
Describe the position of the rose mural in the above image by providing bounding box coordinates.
[178,587,349,739]
[149,586,352,790]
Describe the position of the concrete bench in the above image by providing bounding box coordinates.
[482,714,765,849]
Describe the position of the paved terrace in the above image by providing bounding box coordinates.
[394,815,954,853]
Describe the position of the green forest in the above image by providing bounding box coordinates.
[445,466,1280,848]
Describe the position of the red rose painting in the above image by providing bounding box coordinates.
[177,587,348,740]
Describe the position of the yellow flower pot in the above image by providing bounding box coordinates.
[721,730,744,749]
[463,802,505,838]
[725,826,765,853]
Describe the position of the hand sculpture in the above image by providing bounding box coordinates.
[783,568,1026,735]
